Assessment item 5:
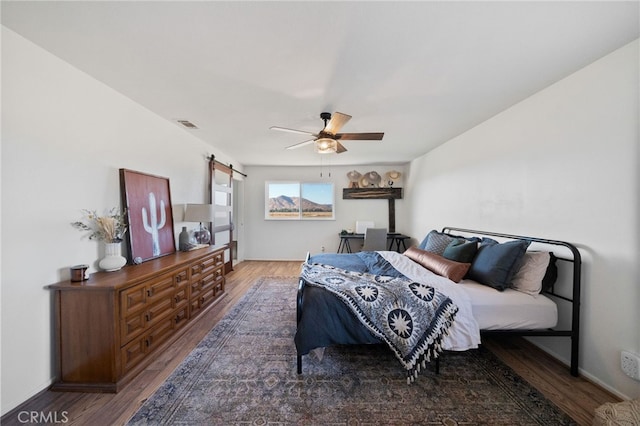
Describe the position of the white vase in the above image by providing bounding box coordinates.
[99,242,127,272]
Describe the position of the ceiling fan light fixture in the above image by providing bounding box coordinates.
[315,138,338,154]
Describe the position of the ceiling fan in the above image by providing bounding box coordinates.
[270,112,384,154]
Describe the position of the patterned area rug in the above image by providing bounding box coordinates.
[127,276,575,425]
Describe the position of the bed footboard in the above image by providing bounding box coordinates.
[296,252,311,374]
[296,276,306,374]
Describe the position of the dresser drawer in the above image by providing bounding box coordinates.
[120,305,188,373]
[120,268,188,318]
[191,279,224,317]
[120,295,174,345]
[191,272,211,292]
[212,265,224,283]
[191,287,216,318]
[191,251,223,276]
[120,317,174,373]
[191,265,223,294]
[190,257,214,280]
[214,275,225,295]
[174,287,188,308]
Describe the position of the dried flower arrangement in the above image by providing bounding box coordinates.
[71,208,128,243]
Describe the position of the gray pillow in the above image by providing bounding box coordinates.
[467,238,531,291]
[418,230,456,255]
[511,251,551,296]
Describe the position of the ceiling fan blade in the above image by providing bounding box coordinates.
[285,139,316,150]
[336,141,348,153]
[335,132,384,141]
[270,126,317,137]
[324,112,352,135]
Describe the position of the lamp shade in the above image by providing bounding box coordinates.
[183,204,215,223]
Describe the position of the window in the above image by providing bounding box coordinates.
[265,181,335,220]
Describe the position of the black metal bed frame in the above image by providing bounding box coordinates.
[296,271,307,375]
[296,227,582,377]
[441,227,582,377]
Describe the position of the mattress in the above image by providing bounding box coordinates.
[457,279,558,330]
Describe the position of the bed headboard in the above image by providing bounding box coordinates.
[441,226,582,376]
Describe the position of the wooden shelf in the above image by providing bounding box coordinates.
[342,187,402,200]
[342,188,402,232]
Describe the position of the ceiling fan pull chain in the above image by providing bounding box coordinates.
[320,155,332,178]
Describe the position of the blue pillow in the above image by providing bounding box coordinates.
[443,238,478,263]
[467,238,531,291]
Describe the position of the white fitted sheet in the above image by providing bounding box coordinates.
[457,279,557,330]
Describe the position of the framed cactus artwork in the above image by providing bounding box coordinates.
[120,169,176,264]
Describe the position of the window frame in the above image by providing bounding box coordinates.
[265,181,335,221]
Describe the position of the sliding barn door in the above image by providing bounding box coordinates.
[210,159,233,273]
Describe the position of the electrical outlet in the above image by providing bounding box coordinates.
[321,246,325,253]
[621,351,640,380]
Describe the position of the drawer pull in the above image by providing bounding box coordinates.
[146,289,154,298]
[145,312,151,322]
[145,338,150,347]
[176,275,183,283]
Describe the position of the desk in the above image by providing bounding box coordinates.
[338,233,410,253]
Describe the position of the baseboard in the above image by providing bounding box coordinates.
[523,337,628,401]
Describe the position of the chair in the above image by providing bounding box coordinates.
[362,228,388,251]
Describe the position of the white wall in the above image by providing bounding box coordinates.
[243,165,408,260]
[0,28,242,414]
[405,40,639,399]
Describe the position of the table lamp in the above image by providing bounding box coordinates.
[183,204,215,244]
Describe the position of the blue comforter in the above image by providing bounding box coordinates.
[299,259,458,381]
[296,252,406,355]
[308,251,404,277]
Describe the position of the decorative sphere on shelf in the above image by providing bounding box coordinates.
[193,226,211,244]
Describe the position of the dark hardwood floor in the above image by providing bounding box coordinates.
[1,260,620,425]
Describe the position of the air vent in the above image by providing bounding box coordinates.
[176,119,198,129]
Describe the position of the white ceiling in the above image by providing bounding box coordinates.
[2,1,638,166]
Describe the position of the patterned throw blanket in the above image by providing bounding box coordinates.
[301,262,458,382]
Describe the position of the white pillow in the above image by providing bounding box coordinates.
[511,251,551,296]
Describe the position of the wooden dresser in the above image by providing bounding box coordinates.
[47,245,226,392]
